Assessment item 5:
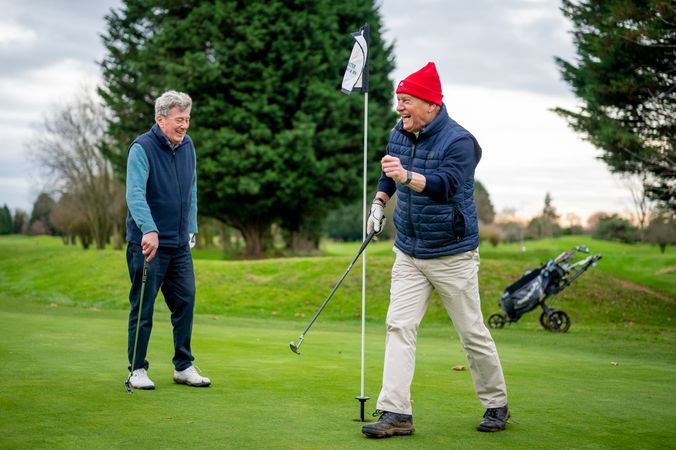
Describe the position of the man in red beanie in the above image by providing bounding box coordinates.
[362,62,509,438]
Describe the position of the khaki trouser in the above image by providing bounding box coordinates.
[376,247,508,415]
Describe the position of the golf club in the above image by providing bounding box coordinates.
[290,229,376,355]
[124,258,149,394]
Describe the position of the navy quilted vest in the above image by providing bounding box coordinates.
[125,124,195,248]
[389,105,481,258]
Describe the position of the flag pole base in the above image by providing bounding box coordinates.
[355,396,370,422]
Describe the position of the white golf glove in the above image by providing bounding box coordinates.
[189,233,196,249]
[367,200,386,236]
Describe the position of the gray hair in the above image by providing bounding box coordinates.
[155,90,192,117]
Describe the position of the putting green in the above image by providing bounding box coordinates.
[1,298,674,449]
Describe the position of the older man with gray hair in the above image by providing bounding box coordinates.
[125,90,210,390]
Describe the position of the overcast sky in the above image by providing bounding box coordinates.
[0,0,634,224]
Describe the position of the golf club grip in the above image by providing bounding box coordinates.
[142,259,148,282]
[299,230,376,336]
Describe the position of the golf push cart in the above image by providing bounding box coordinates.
[487,245,602,333]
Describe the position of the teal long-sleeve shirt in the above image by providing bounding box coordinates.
[126,143,198,236]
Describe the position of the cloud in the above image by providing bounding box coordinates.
[0,57,102,209]
[0,0,118,211]
[0,0,118,76]
[380,0,576,96]
[445,83,629,220]
[0,20,37,46]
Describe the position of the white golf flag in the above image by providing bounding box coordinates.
[341,26,368,94]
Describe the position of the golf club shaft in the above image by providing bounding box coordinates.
[129,259,148,374]
[296,230,376,341]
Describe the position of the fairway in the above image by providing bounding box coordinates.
[1,298,674,449]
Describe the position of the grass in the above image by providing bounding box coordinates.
[0,235,675,448]
[478,236,676,297]
[1,299,674,449]
[1,235,672,331]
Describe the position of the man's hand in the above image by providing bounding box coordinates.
[141,231,159,262]
[381,155,407,183]
[189,233,196,249]
[367,200,386,236]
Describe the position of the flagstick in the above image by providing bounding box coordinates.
[356,90,370,423]
[340,22,370,423]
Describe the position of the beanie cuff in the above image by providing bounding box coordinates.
[396,80,443,105]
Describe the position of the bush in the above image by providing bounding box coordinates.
[646,214,675,253]
[592,214,639,243]
[480,223,502,247]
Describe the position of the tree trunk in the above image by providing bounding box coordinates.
[285,230,320,255]
[236,221,273,259]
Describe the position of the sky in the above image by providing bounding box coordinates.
[0,0,635,225]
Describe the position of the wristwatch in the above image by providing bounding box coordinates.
[403,170,413,185]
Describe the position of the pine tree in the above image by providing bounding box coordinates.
[554,0,675,211]
[29,193,56,235]
[474,180,495,224]
[99,0,396,257]
[541,192,560,238]
[0,205,12,235]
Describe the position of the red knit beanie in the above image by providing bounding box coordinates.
[395,62,443,106]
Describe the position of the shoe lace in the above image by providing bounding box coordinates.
[484,407,506,420]
[371,409,385,418]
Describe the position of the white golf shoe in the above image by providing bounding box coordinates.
[129,368,155,390]
[173,366,211,387]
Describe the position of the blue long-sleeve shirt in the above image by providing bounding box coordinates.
[126,143,198,236]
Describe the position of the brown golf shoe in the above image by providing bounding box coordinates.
[361,411,414,438]
[477,405,510,432]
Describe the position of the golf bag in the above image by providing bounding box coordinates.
[487,245,602,332]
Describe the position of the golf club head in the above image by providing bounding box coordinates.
[124,378,133,394]
[289,341,301,355]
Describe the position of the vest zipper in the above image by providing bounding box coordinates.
[408,139,418,258]
[172,149,184,242]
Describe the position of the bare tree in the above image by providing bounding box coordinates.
[28,87,125,249]
[50,192,93,248]
[622,173,654,242]
[646,212,676,254]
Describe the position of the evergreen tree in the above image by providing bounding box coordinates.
[12,210,28,234]
[29,193,57,236]
[554,0,675,211]
[99,0,396,257]
[0,205,12,235]
[541,192,560,238]
[474,180,495,224]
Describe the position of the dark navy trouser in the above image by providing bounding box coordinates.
[126,243,196,371]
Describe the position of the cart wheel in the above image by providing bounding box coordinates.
[487,313,506,329]
[546,310,570,333]
[539,311,550,330]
